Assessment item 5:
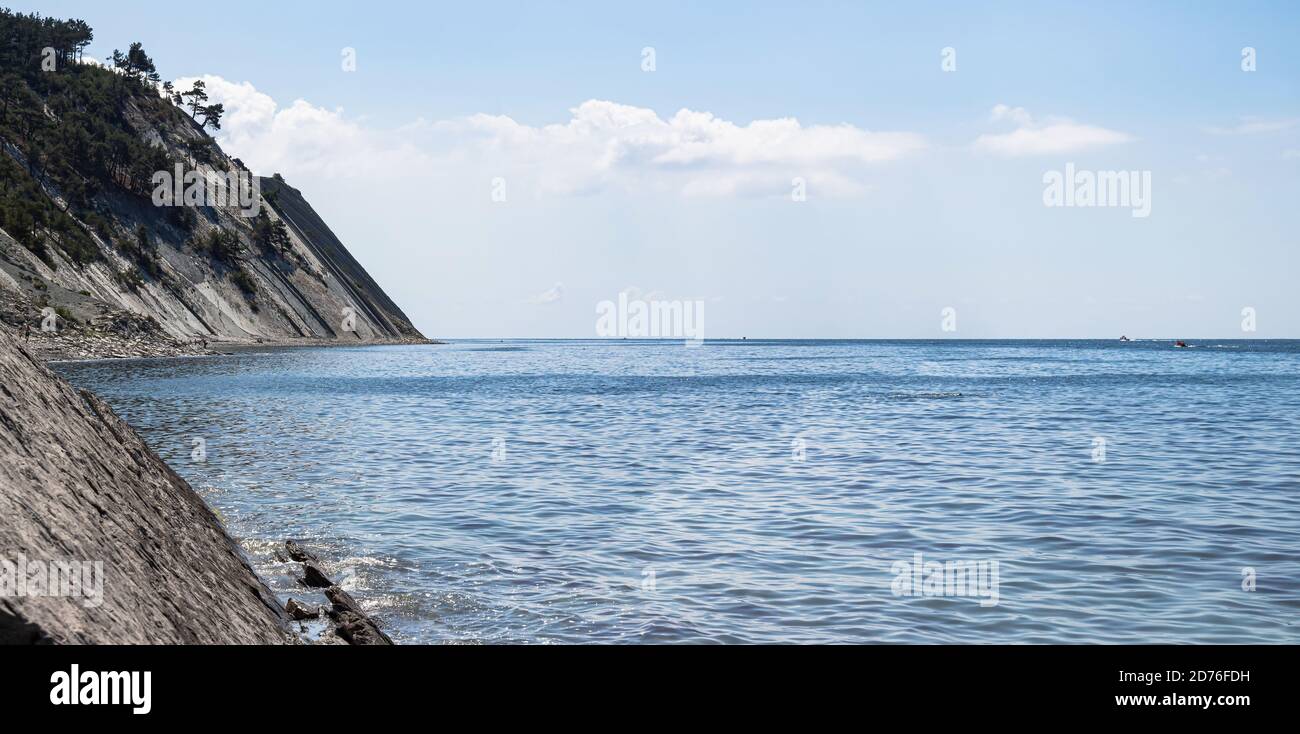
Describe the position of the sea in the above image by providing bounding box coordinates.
[55,339,1300,643]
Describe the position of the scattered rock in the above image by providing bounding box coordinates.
[323,586,393,645]
[324,586,363,615]
[298,562,334,588]
[330,610,393,645]
[285,599,320,621]
[281,540,394,644]
[285,539,316,563]
[327,610,392,644]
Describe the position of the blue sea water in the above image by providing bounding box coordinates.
[55,340,1300,644]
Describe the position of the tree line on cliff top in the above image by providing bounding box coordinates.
[0,8,273,298]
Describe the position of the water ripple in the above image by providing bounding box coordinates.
[56,339,1300,643]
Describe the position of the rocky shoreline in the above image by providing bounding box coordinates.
[22,326,437,363]
[0,11,427,644]
[0,325,400,644]
[278,541,393,645]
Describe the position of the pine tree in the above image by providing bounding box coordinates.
[200,102,224,131]
[181,79,208,119]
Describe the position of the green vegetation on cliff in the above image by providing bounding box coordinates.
[0,9,425,355]
[0,9,187,267]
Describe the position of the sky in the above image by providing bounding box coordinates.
[29,0,1300,338]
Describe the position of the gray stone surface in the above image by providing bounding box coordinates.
[0,327,292,644]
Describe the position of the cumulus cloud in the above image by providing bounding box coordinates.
[173,75,432,178]
[1204,117,1299,135]
[432,99,926,197]
[179,76,924,198]
[973,104,1133,156]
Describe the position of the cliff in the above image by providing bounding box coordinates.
[0,11,411,644]
[0,10,426,360]
[0,326,291,643]
[259,175,424,343]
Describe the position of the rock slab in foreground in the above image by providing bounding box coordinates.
[284,541,393,645]
[0,327,291,644]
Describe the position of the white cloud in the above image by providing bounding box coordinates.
[988,104,1033,127]
[974,105,1133,156]
[1205,117,1299,135]
[180,76,924,198]
[173,75,431,178]
[1285,149,1300,160]
[436,100,926,197]
[531,282,565,304]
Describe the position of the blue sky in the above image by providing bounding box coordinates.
[31,0,1300,337]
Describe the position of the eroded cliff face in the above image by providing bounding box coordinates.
[0,61,425,360]
[0,327,292,643]
[259,176,424,343]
